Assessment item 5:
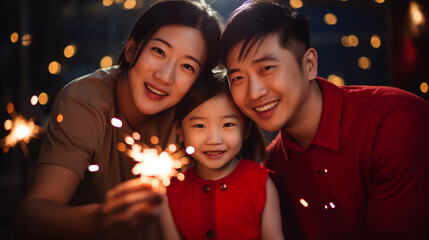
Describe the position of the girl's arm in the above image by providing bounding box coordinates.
[261,177,284,240]
[160,195,182,240]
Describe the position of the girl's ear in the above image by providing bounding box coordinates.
[175,120,184,142]
[125,38,136,63]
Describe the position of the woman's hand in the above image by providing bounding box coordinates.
[98,178,163,239]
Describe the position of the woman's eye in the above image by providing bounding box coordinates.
[152,47,165,57]
[182,64,196,73]
[229,76,243,83]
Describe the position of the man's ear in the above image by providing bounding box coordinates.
[175,120,184,142]
[304,48,318,80]
[125,38,136,63]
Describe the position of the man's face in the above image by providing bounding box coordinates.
[226,33,315,132]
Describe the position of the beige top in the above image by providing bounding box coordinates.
[38,66,178,206]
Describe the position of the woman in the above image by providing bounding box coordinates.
[14,1,222,239]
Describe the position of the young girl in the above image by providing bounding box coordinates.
[14,1,222,239]
[162,70,284,240]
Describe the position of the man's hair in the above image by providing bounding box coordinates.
[118,0,223,74]
[220,0,311,67]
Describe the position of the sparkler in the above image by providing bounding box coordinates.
[2,102,41,155]
[127,141,189,193]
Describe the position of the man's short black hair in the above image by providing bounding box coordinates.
[221,0,311,67]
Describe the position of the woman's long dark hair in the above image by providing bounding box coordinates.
[175,69,266,163]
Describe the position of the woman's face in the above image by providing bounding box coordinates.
[126,25,207,115]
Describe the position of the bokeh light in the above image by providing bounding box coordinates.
[370,35,381,48]
[123,0,136,9]
[22,34,31,46]
[290,0,303,9]
[358,56,371,69]
[420,82,428,93]
[100,56,113,68]
[48,61,61,75]
[10,32,19,43]
[64,45,77,58]
[38,92,49,105]
[324,13,337,25]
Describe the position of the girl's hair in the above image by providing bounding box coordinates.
[175,69,267,163]
[118,0,223,74]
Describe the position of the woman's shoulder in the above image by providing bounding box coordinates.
[57,66,120,108]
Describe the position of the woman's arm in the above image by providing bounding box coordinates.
[261,177,284,240]
[14,164,163,240]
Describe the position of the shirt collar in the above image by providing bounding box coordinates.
[280,78,342,153]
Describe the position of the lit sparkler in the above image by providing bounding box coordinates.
[2,102,42,154]
[127,142,188,193]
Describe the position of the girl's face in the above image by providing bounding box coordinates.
[178,94,248,180]
[126,25,207,115]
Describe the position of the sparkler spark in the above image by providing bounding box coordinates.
[3,115,41,148]
[127,140,189,193]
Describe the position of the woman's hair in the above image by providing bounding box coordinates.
[118,0,223,73]
[175,69,267,163]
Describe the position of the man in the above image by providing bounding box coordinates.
[220,0,429,238]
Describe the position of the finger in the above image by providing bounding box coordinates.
[106,178,152,200]
[102,190,162,215]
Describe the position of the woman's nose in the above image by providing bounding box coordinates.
[154,61,175,85]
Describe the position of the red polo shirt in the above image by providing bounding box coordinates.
[266,78,429,239]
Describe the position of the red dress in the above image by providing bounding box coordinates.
[167,159,269,240]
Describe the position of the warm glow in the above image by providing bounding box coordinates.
[324,13,337,25]
[30,95,39,105]
[410,1,425,26]
[10,32,19,43]
[358,56,371,69]
[420,82,428,93]
[88,164,100,172]
[4,120,12,130]
[56,114,64,123]
[22,34,31,46]
[38,92,49,105]
[300,198,309,207]
[48,61,61,75]
[125,136,135,145]
[177,173,185,181]
[100,56,113,68]
[117,142,127,152]
[289,0,303,9]
[103,0,114,6]
[327,74,345,86]
[341,34,359,47]
[370,35,381,48]
[186,146,195,155]
[4,116,41,147]
[123,0,136,9]
[64,45,77,58]
[168,144,177,153]
[132,132,140,140]
[7,102,14,114]
[150,136,159,145]
[374,0,385,3]
[111,118,123,128]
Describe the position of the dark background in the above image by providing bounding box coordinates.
[1,0,428,238]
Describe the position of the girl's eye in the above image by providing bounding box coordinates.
[192,124,205,128]
[224,123,235,127]
[152,47,165,57]
[182,64,196,73]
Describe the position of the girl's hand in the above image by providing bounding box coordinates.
[98,178,163,239]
